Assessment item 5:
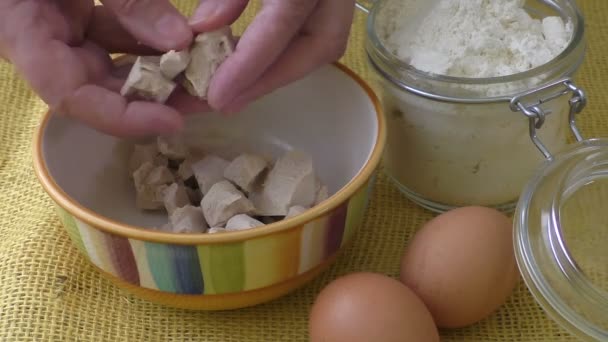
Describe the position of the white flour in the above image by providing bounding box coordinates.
[386,0,573,77]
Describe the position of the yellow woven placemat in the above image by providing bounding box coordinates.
[1,1,607,341]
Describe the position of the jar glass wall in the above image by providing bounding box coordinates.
[365,0,586,212]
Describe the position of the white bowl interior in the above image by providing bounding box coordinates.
[41,64,379,229]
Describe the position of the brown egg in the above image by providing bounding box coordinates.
[400,206,520,328]
[309,272,440,342]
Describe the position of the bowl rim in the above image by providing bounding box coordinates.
[32,62,386,245]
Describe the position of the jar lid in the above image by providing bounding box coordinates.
[515,138,608,340]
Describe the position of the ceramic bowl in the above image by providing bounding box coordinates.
[33,62,385,310]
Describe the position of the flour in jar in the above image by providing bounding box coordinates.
[385,0,573,78]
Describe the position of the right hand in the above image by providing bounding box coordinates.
[190,0,355,113]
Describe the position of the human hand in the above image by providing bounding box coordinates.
[190,0,356,113]
[0,0,356,136]
[0,0,203,137]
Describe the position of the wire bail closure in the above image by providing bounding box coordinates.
[355,0,374,14]
[510,78,587,160]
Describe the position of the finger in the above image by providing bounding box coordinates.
[189,0,249,32]
[100,0,192,51]
[13,38,96,108]
[53,0,94,44]
[101,76,125,93]
[166,88,213,114]
[86,5,159,55]
[221,0,354,113]
[74,41,117,83]
[13,38,182,137]
[206,0,319,109]
[221,37,327,113]
[61,84,183,137]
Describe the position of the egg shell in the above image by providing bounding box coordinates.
[400,206,520,328]
[309,272,440,342]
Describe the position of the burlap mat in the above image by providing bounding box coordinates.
[1,1,606,341]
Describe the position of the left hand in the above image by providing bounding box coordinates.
[0,0,207,137]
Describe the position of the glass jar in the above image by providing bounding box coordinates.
[361,0,586,212]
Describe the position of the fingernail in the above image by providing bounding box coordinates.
[156,13,191,44]
[189,1,220,26]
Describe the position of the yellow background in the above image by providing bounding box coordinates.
[1,0,606,340]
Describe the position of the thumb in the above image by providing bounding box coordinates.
[189,0,249,32]
[100,0,193,51]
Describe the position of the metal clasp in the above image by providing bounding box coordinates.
[510,78,587,160]
[355,0,374,14]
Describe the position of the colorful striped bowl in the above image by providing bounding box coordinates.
[33,63,385,310]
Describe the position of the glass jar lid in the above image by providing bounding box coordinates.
[515,138,608,341]
[514,89,608,339]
